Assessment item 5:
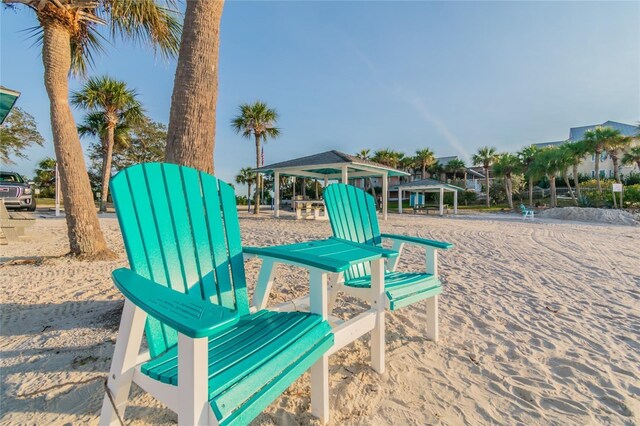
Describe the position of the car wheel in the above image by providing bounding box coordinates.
[27,202,37,212]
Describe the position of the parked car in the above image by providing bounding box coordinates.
[0,171,36,211]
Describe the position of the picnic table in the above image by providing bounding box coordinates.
[245,237,398,373]
[413,204,449,215]
[0,200,34,244]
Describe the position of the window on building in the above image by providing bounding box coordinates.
[591,170,595,178]
[599,170,606,178]
[591,154,595,162]
[609,170,614,177]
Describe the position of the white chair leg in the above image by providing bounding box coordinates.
[426,295,439,342]
[177,334,212,426]
[252,259,276,310]
[309,269,330,423]
[387,241,404,272]
[100,300,147,426]
[327,272,343,314]
[370,258,385,374]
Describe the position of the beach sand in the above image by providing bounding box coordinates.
[1,212,639,425]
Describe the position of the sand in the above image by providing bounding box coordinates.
[537,207,640,226]
[1,212,639,425]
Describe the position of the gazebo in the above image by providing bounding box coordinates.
[393,178,464,216]
[255,150,409,220]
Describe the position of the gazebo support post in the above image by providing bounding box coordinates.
[341,165,348,184]
[454,190,458,215]
[274,171,280,218]
[439,187,444,216]
[398,188,403,214]
[382,172,388,220]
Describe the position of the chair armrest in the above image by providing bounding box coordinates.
[243,237,396,273]
[112,268,239,339]
[381,233,454,250]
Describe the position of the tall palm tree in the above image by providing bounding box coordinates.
[530,147,562,208]
[492,153,521,209]
[446,158,466,181]
[415,148,436,179]
[235,167,256,206]
[372,149,403,169]
[472,146,497,207]
[231,101,280,214]
[564,141,588,201]
[355,149,376,197]
[4,0,180,259]
[605,134,633,183]
[557,145,578,206]
[517,145,538,207]
[399,155,415,182]
[582,127,620,193]
[72,76,143,212]
[165,0,224,174]
[622,146,640,170]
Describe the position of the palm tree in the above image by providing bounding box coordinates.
[399,155,415,182]
[472,146,497,207]
[4,0,180,259]
[415,148,436,179]
[492,153,520,209]
[235,167,256,207]
[582,127,621,193]
[231,101,280,214]
[165,0,224,174]
[372,149,403,169]
[564,141,588,201]
[557,145,578,206]
[605,134,633,183]
[355,149,376,197]
[72,76,143,212]
[517,145,538,206]
[622,146,640,170]
[446,158,466,181]
[530,147,562,208]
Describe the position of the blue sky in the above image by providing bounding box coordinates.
[1,1,638,186]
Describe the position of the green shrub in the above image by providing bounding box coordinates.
[623,184,640,208]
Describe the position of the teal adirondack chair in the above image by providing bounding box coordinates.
[323,183,453,341]
[100,163,333,426]
[520,204,534,220]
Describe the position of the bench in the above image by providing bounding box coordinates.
[413,204,449,215]
[0,200,35,244]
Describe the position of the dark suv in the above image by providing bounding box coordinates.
[0,171,36,211]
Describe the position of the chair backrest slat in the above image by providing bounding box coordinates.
[324,183,382,280]
[111,163,249,357]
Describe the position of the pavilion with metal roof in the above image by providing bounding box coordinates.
[255,150,409,220]
[393,178,464,216]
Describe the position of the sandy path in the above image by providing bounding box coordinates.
[1,213,638,425]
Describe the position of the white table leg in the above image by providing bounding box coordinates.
[309,269,329,424]
[252,259,276,310]
[370,258,385,374]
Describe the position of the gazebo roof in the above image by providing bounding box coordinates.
[0,86,20,125]
[393,178,464,192]
[255,150,409,178]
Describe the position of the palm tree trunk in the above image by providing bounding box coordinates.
[528,175,533,206]
[595,151,602,193]
[100,125,116,213]
[315,178,319,199]
[368,177,376,198]
[254,135,261,214]
[563,171,577,206]
[41,23,113,259]
[506,176,513,209]
[549,175,556,208]
[485,167,490,207]
[422,165,426,180]
[247,183,251,206]
[165,0,224,174]
[573,164,581,202]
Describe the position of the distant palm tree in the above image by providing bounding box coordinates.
[472,146,497,207]
[235,167,256,207]
[517,145,538,207]
[399,155,416,182]
[622,146,640,170]
[72,76,143,212]
[530,147,562,207]
[605,134,633,183]
[372,149,403,168]
[4,0,180,259]
[415,148,436,179]
[231,101,280,214]
[564,141,588,201]
[557,145,578,206]
[428,161,446,182]
[492,153,521,209]
[582,127,620,193]
[355,149,376,197]
[446,159,466,181]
